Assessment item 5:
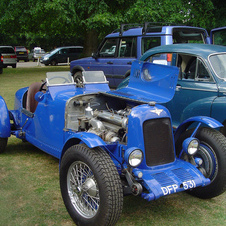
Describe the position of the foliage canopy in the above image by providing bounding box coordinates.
[0,0,225,54]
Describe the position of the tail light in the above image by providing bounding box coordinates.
[167,54,172,62]
[1,56,3,62]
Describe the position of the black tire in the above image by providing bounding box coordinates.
[0,138,8,153]
[12,64,16,68]
[50,59,57,66]
[0,68,3,74]
[60,144,123,226]
[73,71,83,86]
[176,127,226,199]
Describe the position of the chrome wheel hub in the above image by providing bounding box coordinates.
[67,161,100,218]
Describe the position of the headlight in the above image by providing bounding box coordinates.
[125,148,143,167]
[44,56,49,60]
[182,138,200,156]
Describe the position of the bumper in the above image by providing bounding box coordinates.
[133,159,210,201]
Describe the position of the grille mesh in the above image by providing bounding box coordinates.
[143,118,175,166]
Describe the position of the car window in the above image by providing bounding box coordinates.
[69,48,83,53]
[209,53,226,79]
[118,37,136,57]
[173,28,206,44]
[0,47,15,54]
[99,39,117,57]
[181,57,213,81]
[59,49,68,54]
[145,53,213,82]
[212,30,226,46]
[141,37,161,54]
[16,47,26,51]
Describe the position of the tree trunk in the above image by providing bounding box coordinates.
[83,29,99,57]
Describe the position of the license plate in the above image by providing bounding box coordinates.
[4,56,10,58]
[19,52,24,54]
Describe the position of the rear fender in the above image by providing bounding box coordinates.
[174,116,223,142]
[0,96,11,137]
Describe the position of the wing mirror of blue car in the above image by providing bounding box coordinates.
[35,91,45,102]
[182,137,200,156]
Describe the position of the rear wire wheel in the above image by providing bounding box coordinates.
[176,127,226,199]
[60,144,123,225]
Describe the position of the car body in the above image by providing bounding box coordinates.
[40,46,83,66]
[0,62,225,225]
[118,44,226,136]
[29,47,46,61]
[70,23,210,88]
[210,27,226,46]
[0,53,3,74]
[14,46,29,62]
[0,46,17,68]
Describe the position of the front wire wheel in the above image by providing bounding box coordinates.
[60,144,123,226]
[176,127,226,199]
[67,161,100,219]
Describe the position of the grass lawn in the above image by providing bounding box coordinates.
[0,66,225,226]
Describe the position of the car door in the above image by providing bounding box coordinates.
[57,48,68,63]
[91,38,118,86]
[112,37,137,87]
[166,55,218,128]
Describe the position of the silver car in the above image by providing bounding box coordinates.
[0,46,17,68]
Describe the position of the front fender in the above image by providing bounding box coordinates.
[0,96,11,137]
[65,131,106,149]
[174,116,223,142]
[60,132,106,161]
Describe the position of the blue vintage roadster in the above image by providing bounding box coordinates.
[0,61,225,225]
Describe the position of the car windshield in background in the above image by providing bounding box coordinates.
[16,47,26,51]
[209,53,226,80]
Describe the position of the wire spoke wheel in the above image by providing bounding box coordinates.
[67,161,100,218]
[60,144,123,225]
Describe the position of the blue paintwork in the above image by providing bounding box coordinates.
[112,60,179,103]
[0,96,11,137]
[0,61,221,202]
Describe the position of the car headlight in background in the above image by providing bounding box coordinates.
[125,147,144,167]
[182,137,200,156]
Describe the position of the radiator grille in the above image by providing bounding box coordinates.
[143,118,175,166]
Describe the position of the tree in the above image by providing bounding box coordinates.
[0,0,224,55]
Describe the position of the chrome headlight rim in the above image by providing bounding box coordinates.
[125,147,144,168]
[183,137,200,156]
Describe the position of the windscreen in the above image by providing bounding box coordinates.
[209,53,226,80]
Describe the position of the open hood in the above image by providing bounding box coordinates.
[108,60,179,104]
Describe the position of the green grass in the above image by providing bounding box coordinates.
[0,67,225,226]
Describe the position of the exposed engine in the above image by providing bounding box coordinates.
[77,103,130,143]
